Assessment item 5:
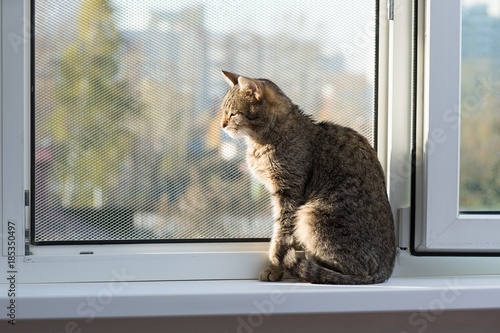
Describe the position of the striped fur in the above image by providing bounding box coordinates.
[221,71,396,285]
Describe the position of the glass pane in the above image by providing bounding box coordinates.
[33,0,377,243]
[460,0,500,212]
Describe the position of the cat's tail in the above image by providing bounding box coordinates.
[281,249,391,285]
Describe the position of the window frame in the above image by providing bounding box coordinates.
[1,0,387,284]
[4,0,500,288]
[412,0,500,254]
[2,0,269,284]
[1,0,30,262]
[30,0,380,246]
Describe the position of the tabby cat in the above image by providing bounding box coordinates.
[220,71,395,284]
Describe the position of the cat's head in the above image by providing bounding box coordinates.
[220,71,289,140]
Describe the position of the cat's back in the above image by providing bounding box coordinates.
[307,120,390,217]
[309,120,394,259]
[313,121,381,174]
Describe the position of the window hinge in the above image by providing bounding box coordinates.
[388,0,394,21]
[24,190,32,255]
[397,206,410,249]
[25,229,32,256]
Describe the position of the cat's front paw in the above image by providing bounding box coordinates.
[259,266,284,282]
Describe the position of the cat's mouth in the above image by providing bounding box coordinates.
[223,127,242,139]
[222,127,238,138]
[223,125,252,139]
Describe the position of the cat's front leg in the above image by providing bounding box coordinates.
[259,180,305,282]
[259,266,283,282]
[260,230,286,281]
[260,212,296,282]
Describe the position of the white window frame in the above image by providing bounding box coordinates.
[2,0,271,284]
[2,0,500,291]
[414,0,500,253]
[4,1,500,325]
[2,0,392,284]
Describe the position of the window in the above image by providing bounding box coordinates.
[32,0,379,244]
[414,0,500,253]
[0,0,383,283]
[4,0,497,288]
[460,0,500,212]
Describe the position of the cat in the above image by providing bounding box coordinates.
[220,70,396,284]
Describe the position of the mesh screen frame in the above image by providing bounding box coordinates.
[31,0,379,245]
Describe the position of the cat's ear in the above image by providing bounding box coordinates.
[238,76,263,101]
[222,70,240,87]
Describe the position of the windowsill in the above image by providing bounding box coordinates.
[12,275,500,320]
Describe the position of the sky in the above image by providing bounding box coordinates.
[463,0,500,17]
[109,0,500,77]
[111,0,375,56]
[112,0,374,33]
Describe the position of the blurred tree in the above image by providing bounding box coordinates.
[460,58,500,211]
[47,0,143,209]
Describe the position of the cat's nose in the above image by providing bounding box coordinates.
[221,121,227,129]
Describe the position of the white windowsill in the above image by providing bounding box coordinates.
[9,275,500,320]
